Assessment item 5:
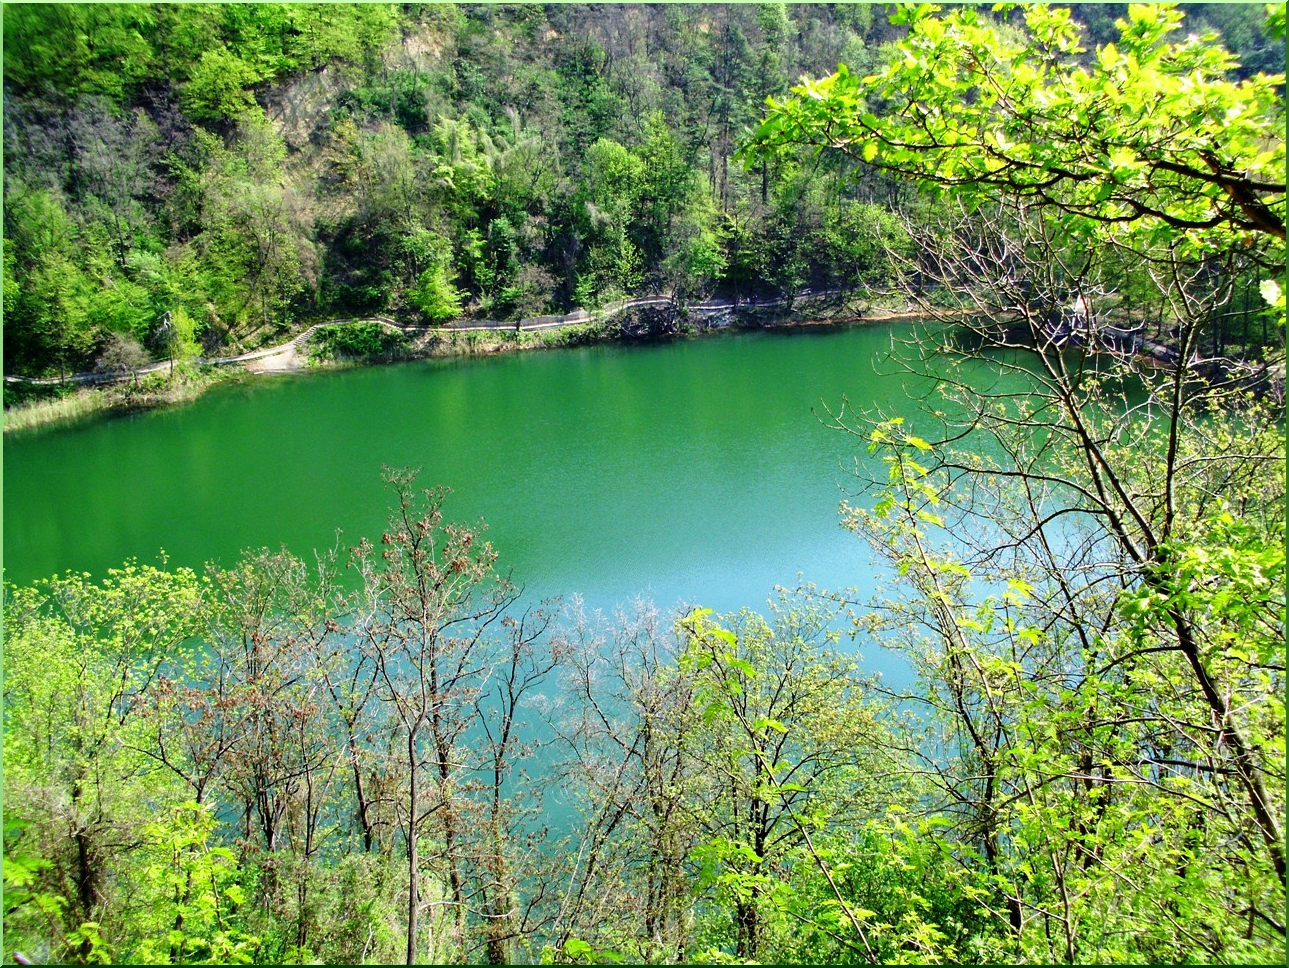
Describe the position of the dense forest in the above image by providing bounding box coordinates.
[4,3,1286,966]
[2,2,1279,379]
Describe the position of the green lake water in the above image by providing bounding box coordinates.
[5,321,985,636]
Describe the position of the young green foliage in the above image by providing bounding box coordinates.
[749,4,1285,266]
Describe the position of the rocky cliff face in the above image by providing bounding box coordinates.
[263,66,349,151]
[262,25,448,151]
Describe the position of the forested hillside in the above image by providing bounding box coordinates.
[2,3,884,378]
[3,2,1276,379]
[4,4,1286,966]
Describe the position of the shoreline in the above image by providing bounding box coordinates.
[4,300,931,435]
[10,296,1246,436]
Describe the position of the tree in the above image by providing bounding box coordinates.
[632,113,696,277]
[847,392,1284,960]
[746,2,1285,354]
[469,604,561,965]
[705,11,758,209]
[551,600,703,963]
[130,803,261,966]
[199,548,343,955]
[3,564,204,958]
[95,331,149,384]
[199,112,318,332]
[182,47,265,124]
[409,262,465,324]
[407,222,469,322]
[678,600,896,962]
[1,5,156,103]
[745,3,1286,960]
[748,4,1285,260]
[660,191,727,309]
[350,470,520,965]
[819,200,911,296]
[327,120,425,237]
[574,138,646,301]
[3,186,98,378]
[154,306,203,373]
[67,98,161,272]
[551,594,899,963]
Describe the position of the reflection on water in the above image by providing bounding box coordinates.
[6,322,1023,686]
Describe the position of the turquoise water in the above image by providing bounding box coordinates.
[6,323,973,629]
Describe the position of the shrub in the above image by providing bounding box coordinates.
[309,323,407,362]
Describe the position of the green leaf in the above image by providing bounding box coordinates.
[564,939,594,959]
[754,716,789,735]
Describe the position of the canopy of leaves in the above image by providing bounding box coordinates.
[749,4,1286,266]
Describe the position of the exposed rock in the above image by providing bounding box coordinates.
[383,25,446,74]
[262,66,350,150]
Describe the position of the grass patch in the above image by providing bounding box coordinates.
[4,366,238,435]
[4,387,112,433]
[3,378,80,409]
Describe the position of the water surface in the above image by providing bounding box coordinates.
[6,323,970,627]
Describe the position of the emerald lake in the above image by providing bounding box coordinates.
[5,321,988,623]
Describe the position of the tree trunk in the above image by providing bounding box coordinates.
[434,707,466,954]
[483,832,511,965]
[735,899,758,960]
[406,729,420,966]
[349,734,376,852]
[1169,605,1286,885]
